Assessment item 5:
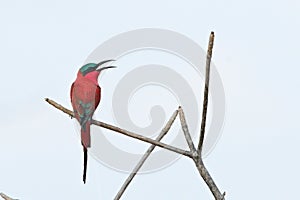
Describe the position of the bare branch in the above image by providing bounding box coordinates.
[178,107,197,154]
[194,32,225,200]
[44,31,226,200]
[45,98,73,118]
[45,98,192,158]
[114,109,179,200]
[0,193,18,200]
[194,159,225,200]
[91,120,191,157]
[198,31,215,153]
[179,106,225,200]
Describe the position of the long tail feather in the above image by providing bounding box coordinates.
[81,121,91,184]
[83,146,88,184]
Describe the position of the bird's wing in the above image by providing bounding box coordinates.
[94,85,101,110]
[70,82,75,104]
[71,81,100,127]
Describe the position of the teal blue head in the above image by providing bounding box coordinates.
[79,59,116,76]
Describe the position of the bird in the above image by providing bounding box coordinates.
[70,59,116,184]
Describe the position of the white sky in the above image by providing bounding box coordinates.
[0,0,300,199]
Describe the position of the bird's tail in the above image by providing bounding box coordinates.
[83,146,88,184]
[81,121,91,148]
[81,121,91,184]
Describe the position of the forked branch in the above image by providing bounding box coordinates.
[179,107,225,200]
[45,31,225,200]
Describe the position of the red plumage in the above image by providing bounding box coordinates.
[70,61,115,184]
[71,72,101,148]
[71,71,101,184]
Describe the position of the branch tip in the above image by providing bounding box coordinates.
[197,31,215,152]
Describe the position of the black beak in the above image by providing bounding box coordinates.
[96,66,117,72]
[94,59,115,68]
[94,59,116,72]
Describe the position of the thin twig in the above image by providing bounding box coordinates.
[45,98,73,118]
[114,109,179,200]
[45,98,192,158]
[196,32,225,200]
[91,120,191,157]
[178,107,225,199]
[178,32,225,199]
[0,193,18,200]
[178,107,197,154]
[198,31,215,153]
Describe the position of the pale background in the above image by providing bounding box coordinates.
[0,0,299,199]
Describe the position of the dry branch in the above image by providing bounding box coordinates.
[114,109,179,200]
[0,193,18,200]
[198,31,215,153]
[45,31,226,200]
[178,107,197,154]
[195,160,226,200]
[46,98,225,199]
[178,32,225,200]
[178,108,225,200]
[45,98,191,158]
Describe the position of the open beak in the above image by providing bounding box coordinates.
[96,66,117,72]
[94,59,117,72]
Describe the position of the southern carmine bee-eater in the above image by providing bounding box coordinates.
[70,59,116,184]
